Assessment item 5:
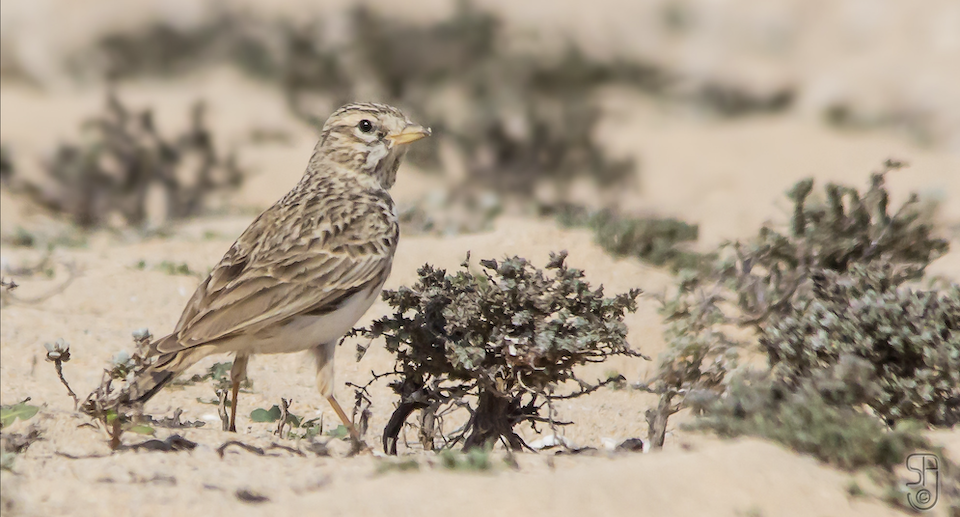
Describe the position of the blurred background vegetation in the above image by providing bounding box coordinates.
[2,0,958,237]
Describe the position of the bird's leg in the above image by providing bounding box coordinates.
[228,380,241,433]
[327,395,361,442]
[312,342,361,444]
[229,354,249,433]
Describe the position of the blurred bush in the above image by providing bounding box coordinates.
[63,2,797,212]
[556,205,706,272]
[685,365,960,510]
[1,93,242,228]
[70,4,635,198]
[686,368,930,471]
[764,264,959,427]
[646,163,954,448]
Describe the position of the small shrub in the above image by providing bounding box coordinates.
[297,3,639,197]
[0,426,42,472]
[154,261,198,277]
[556,205,707,272]
[356,251,643,452]
[763,265,960,426]
[686,370,929,471]
[171,361,250,391]
[5,93,242,228]
[375,458,420,474]
[687,368,960,509]
[70,4,639,204]
[80,329,158,447]
[55,3,807,240]
[438,448,492,471]
[646,165,951,447]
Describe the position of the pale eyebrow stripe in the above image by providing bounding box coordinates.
[331,102,404,118]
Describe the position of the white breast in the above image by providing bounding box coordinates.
[239,286,382,355]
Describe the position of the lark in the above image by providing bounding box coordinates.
[119,102,430,438]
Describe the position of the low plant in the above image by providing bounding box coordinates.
[0,425,42,472]
[763,265,960,426]
[135,260,202,277]
[375,457,420,474]
[556,205,707,272]
[687,369,960,511]
[354,251,643,452]
[79,329,158,447]
[438,447,493,471]
[686,369,929,471]
[0,400,39,429]
[3,93,242,228]
[645,163,951,447]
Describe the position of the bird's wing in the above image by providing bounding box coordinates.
[156,190,397,354]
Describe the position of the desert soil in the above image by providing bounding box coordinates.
[1,1,958,516]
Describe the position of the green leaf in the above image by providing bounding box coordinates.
[300,417,321,429]
[325,424,349,439]
[285,413,302,428]
[1,452,16,471]
[250,405,282,423]
[126,424,156,435]
[0,402,40,428]
[196,397,226,406]
[206,362,233,381]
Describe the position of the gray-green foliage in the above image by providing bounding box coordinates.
[375,458,421,474]
[54,2,803,238]
[249,406,284,423]
[68,2,795,200]
[687,368,960,511]
[763,265,960,426]
[686,370,929,471]
[80,329,155,444]
[72,3,636,199]
[780,170,945,271]
[171,361,250,391]
[648,165,952,448]
[137,260,200,277]
[304,3,639,197]
[0,401,39,429]
[556,206,706,272]
[7,93,241,228]
[438,448,493,471]
[357,251,642,452]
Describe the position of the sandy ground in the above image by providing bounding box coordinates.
[2,1,959,516]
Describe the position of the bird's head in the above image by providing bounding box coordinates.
[313,102,431,189]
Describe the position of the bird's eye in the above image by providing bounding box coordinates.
[358,119,374,133]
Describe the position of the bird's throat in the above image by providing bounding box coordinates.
[364,144,390,172]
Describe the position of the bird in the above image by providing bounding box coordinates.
[116,102,430,439]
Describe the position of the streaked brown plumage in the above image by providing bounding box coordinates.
[120,102,430,437]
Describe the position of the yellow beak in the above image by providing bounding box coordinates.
[387,124,431,146]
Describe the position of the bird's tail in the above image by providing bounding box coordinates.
[116,334,207,407]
